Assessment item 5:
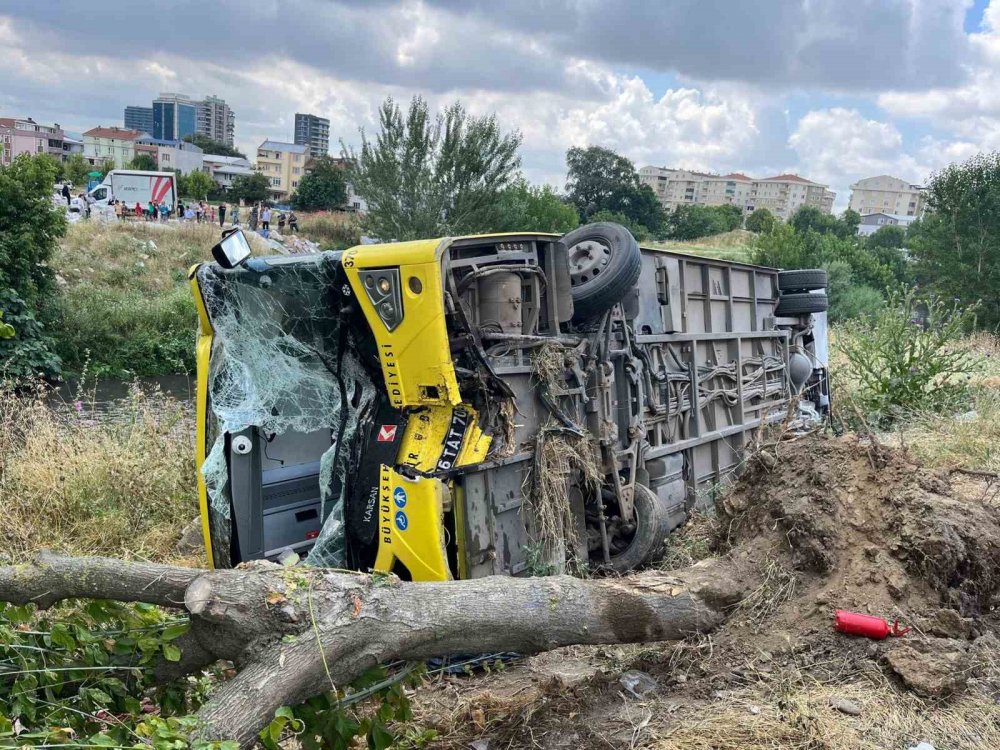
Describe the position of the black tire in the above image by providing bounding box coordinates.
[778,268,827,292]
[560,222,641,319]
[776,292,828,316]
[607,484,674,574]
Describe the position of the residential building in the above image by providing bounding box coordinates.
[294,113,330,158]
[848,175,926,217]
[124,105,154,134]
[0,117,65,161]
[751,174,835,219]
[639,166,836,221]
[203,154,254,189]
[255,140,307,199]
[82,127,145,168]
[61,133,84,158]
[856,212,920,237]
[0,121,12,166]
[153,93,199,141]
[198,95,235,147]
[135,137,205,173]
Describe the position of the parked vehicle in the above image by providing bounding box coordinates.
[189,223,830,579]
[87,170,176,211]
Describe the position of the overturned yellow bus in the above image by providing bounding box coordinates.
[189,223,829,580]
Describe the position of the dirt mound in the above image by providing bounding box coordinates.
[721,433,1000,624]
[409,435,1000,748]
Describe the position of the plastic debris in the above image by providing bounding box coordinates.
[619,670,658,698]
[829,696,861,716]
[908,743,936,750]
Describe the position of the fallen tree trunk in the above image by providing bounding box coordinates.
[0,552,755,747]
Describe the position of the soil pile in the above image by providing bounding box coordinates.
[721,433,1000,630]
[409,434,1000,748]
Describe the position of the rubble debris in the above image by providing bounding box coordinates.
[885,641,971,697]
[829,696,862,716]
[619,670,658,698]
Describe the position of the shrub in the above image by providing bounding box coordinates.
[0,290,62,382]
[51,284,197,378]
[745,207,776,234]
[835,292,978,426]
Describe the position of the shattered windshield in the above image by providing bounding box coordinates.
[195,253,377,567]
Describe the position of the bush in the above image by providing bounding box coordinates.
[745,207,776,234]
[835,292,978,426]
[588,209,650,241]
[51,284,197,378]
[0,290,62,382]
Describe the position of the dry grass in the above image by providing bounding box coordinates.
[646,230,755,263]
[55,221,248,294]
[295,211,362,249]
[655,675,1000,750]
[0,385,197,562]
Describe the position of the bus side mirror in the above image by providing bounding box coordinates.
[213,228,253,269]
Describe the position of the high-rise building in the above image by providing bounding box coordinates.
[153,93,198,141]
[294,113,330,158]
[639,166,835,220]
[123,106,153,134]
[848,175,926,217]
[198,95,235,147]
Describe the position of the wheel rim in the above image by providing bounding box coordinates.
[567,240,612,288]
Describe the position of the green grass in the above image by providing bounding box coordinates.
[645,230,756,263]
[48,221,268,378]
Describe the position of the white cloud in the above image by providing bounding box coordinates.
[788,108,934,209]
[879,3,1000,153]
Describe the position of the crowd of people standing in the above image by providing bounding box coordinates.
[60,183,299,234]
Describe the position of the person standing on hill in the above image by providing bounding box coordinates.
[62,182,71,205]
[231,204,240,226]
[261,205,271,231]
[249,203,259,231]
[218,203,227,227]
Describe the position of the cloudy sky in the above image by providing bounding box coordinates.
[3,0,999,210]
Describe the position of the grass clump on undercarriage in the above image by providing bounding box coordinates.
[523,343,603,574]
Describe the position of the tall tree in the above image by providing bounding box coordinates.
[492,179,579,233]
[127,153,158,171]
[180,170,217,200]
[564,146,667,237]
[909,152,1000,327]
[745,207,777,233]
[228,172,272,204]
[182,133,246,159]
[292,155,348,211]
[348,96,522,241]
[63,153,91,187]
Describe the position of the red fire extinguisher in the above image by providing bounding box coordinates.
[834,609,911,640]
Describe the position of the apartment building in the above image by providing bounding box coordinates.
[753,174,835,219]
[639,166,835,220]
[848,175,926,217]
[255,140,307,199]
[0,117,65,162]
[199,95,236,147]
[203,154,254,190]
[294,113,330,159]
[134,137,205,173]
[83,127,145,168]
[124,105,154,134]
